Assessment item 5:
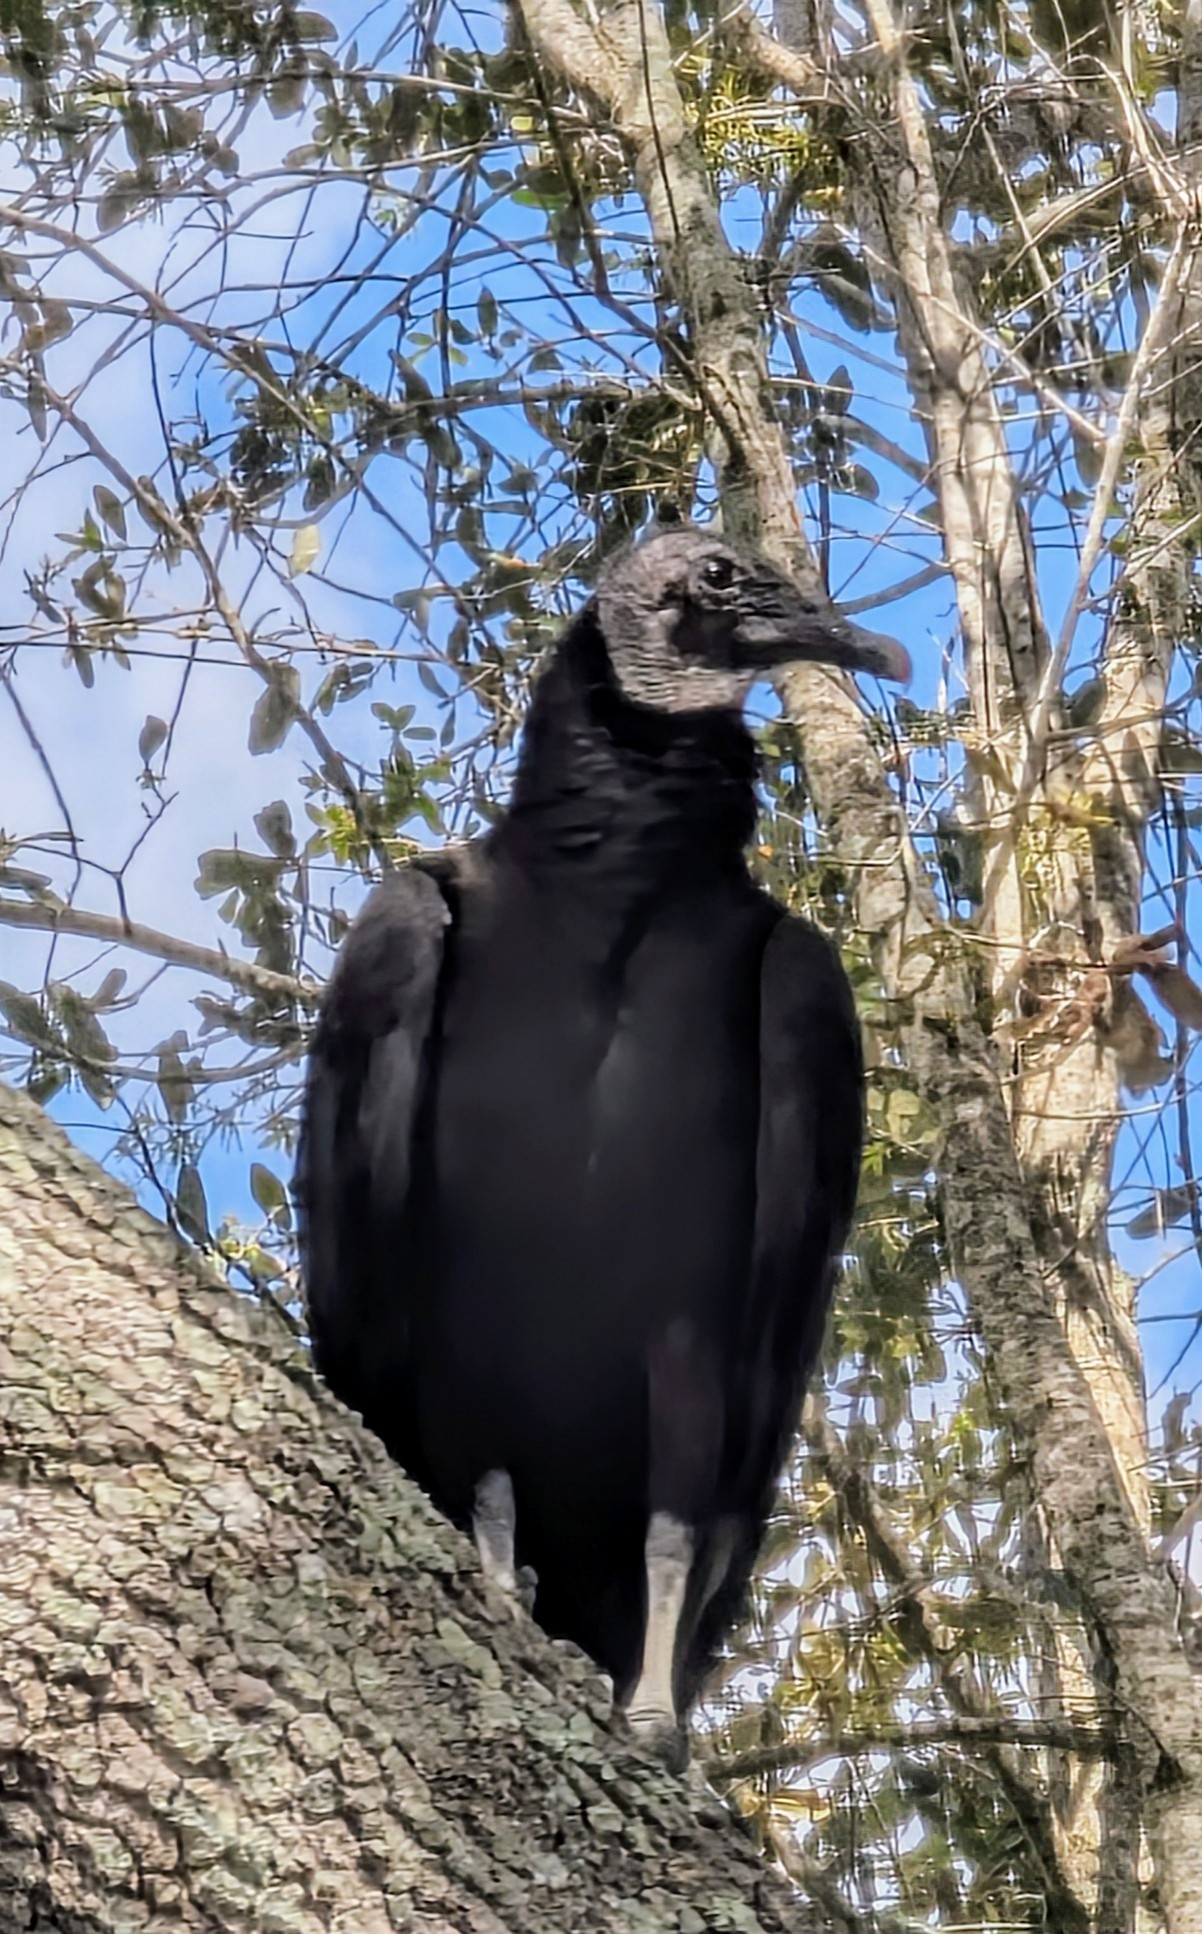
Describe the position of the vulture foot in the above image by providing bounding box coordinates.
[473,1468,534,1620]
[485,1562,538,1622]
[620,1512,692,1767]
[625,1704,689,1771]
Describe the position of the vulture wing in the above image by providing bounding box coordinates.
[684,913,864,1702]
[745,914,863,1486]
[296,863,453,1466]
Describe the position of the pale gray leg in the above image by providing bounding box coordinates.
[625,1511,693,1744]
[473,1469,533,1620]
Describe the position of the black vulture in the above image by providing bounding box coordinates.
[297,524,909,1756]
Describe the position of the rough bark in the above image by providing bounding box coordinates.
[0,1082,822,1934]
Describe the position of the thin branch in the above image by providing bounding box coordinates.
[0,899,315,1007]
[713,1716,1115,1783]
[0,675,82,898]
[1155,1490,1202,1564]
[982,221,1194,929]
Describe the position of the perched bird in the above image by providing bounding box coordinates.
[297,524,909,1756]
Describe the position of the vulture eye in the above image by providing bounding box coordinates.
[700,556,736,592]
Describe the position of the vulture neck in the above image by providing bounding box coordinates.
[497,607,758,886]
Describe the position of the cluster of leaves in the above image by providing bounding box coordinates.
[0,967,126,1108]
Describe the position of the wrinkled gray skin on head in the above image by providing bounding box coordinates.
[596,525,910,714]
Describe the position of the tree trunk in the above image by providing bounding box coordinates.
[0,1083,818,1933]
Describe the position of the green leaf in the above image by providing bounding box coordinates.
[292,11,336,38]
[65,642,95,688]
[138,714,168,764]
[304,456,335,510]
[96,175,144,234]
[92,969,128,1009]
[826,364,853,413]
[844,464,880,501]
[268,70,306,116]
[175,1161,209,1243]
[248,664,301,755]
[811,237,876,331]
[1161,730,1202,774]
[27,1065,66,1106]
[79,1064,116,1109]
[417,661,448,700]
[39,299,73,347]
[0,983,58,1051]
[455,504,484,557]
[288,523,320,577]
[27,375,46,442]
[195,849,277,898]
[394,356,432,402]
[1125,1185,1198,1239]
[1074,422,1104,487]
[49,983,117,1067]
[157,1030,195,1122]
[73,561,126,620]
[254,800,296,857]
[250,1162,289,1222]
[372,701,415,730]
[477,288,498,336]
[0,863,51,896]
[94,486,127,540]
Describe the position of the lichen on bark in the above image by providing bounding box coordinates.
[0,1083,819,1934]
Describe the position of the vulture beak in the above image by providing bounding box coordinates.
[806,614,912,685]
[736,569,912,685]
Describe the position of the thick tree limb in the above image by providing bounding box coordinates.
[0,896,315,1007]
[853,0,1048,992]
[0,1081,825,1932]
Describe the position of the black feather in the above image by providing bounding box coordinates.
[296,526,868,1729]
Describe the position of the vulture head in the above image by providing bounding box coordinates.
[596,524,910,713]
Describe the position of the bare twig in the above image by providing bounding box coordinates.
[713,1715,1115,1783]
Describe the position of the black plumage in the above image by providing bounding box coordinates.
[297,525,908,1752]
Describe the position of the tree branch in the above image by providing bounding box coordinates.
[0,896,314,1007]
[713,1716,1115,1785]
[853,0,1050,989]
[0,1081,827,1932]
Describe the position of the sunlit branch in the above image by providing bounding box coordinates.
[0,898,315,1007]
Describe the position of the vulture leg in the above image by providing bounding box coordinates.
[626,1512,693,1747]
[472,1469,536,1619]
[625,1320,723,1757]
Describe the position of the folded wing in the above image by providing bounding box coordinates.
[296,865,452,1466]
[682,913,864,1706]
